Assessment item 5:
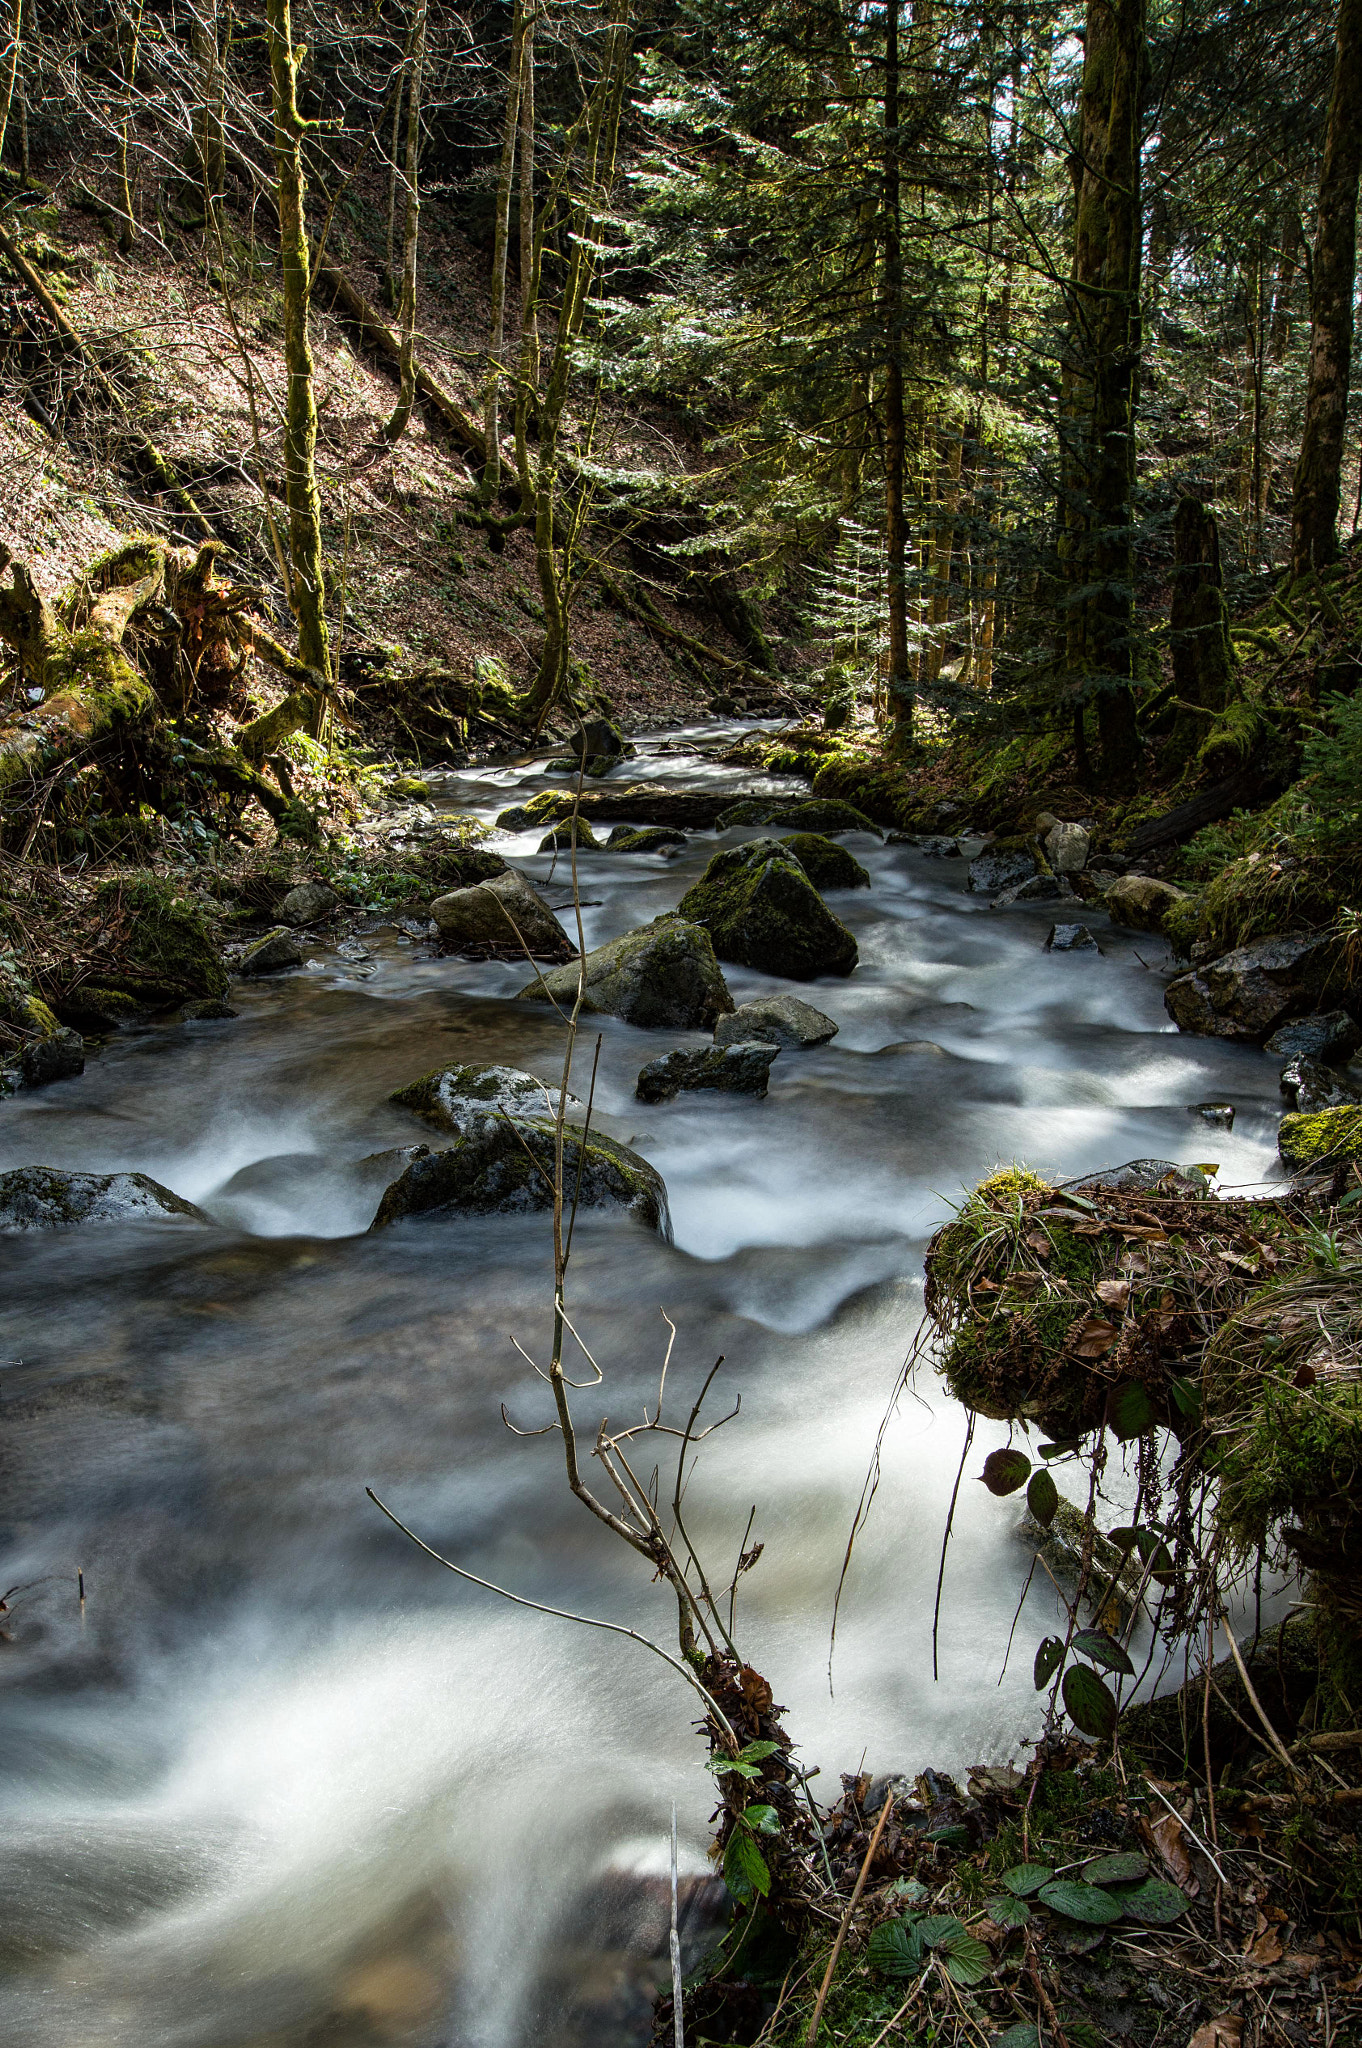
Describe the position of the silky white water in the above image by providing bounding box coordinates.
[0,729,1288,2045]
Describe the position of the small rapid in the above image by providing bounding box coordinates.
[0,727,1288,2046]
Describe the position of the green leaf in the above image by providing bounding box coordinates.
[1026,1469,1060,1527]
[1082,1853,1148,1887]
[1113,1877,1189,1925]
[706,1739,779,1776]
[1168,1373,1201,1420]
[1107,1526,1139,1553]
[867,1917,923,1977]
[942,1930,993,1987]
[981,1447,1032,1495]
[887,1877,928,1904]
[1038,1880,1123,1925]
[985,1893,1032,1928]
[1000,1863,1053,1897]
[925,1823,972,1848]
[1073,1629,1135,1677]
[1034,1636,1065,1690]
[1107,1382,1155,1440]
[993,2027,1041,2048]
[1062,1662,1119,1740]
[1039,1439,1082,1460]
[916,1914,969,1949]
[743,1803,781,1835]
[723,1826,770,1902]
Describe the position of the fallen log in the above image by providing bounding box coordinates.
[311,251,488,465]
[1117,764,1286,856]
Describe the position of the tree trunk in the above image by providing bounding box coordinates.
[1167,497,1236,769]
[383,0,427,445]
[518,5,538,386]
[1067,0,1146,784]
[0,0,20,166]
[265,0,330,699]
[883,0,911,751]
[1290,0,1362,579]
[483,0,526,497]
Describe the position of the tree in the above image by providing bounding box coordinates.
[1290,0,1362,578]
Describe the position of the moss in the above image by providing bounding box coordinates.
[0,960,59,1039]
[1161,892,1202,960]
[1279,1105,1362,1168]
[96,874,228,1002]
[779,833,870,890]
[539,819,601,852]
[1198,852,1340,955]
[677,839,859,979]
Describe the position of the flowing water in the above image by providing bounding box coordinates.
[0,729,1289,2046]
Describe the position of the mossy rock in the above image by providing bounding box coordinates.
[517,918,733,1029]
[389,775,430,801]
[0,959,61,1039]
[55,985,149,1031]
[96,875,228,1002]
[779,834,870,891]
[677,839,858,980]
[369,1119,670,1236]
[1278,1105,1362,1169]
[538,819,601,853]
[0,1166,208,1231]
[1122,1616,1321,1772]
[717,797,882,837]
[1161,892,1202,960]
[391,1060,570,1134]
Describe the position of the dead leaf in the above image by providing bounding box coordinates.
[1293,1362,1317,1388]
[1071,1220,1109,1237]
[1095,1279,1130,1310]
[1116,1224,1169,1243]
[1024,1230,1052,1259]
[1249,1927,1283,1966]
[1187,2017,1242,2048]
[1140,1811,1193,1887]
[1072,1316,1119,1359]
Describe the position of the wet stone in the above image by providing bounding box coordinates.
[0,1166,208,1231]
[391,1061,573,1136]
[279,881,339,927]
[180,998,238,1021]
[1044,822,1091,873]
[713,993,838,1049]
[1279,1053,1361,1114]
[992,873,1071,908]
[636,1041,778,1104]
[967,845,1036,895]
[1190,1102,1235,1129]
[239,927,305,976]
[18,1027,85,1087]
[1264,1009,1362,1064]
[605,825,688,855]
[1046,922,1099,952]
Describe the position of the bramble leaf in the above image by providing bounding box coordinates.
[1062,1662,1118,1739]
[1034,1636,1065,1690]
[1027,1469,1059,1527]
[981,1448,1032,1495]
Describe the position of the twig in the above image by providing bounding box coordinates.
[933,1412,976,1681]
[804,1788,895,2046]
[670,1802,684,2048]
[1218,1609,1303,1784]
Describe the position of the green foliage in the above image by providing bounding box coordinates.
[1300,692,1362,851]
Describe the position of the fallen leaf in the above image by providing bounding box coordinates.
[1072,1317,1119,1359]
[1187,2018,1242,2048]
[1095,1279,1130,1309]
[1024,1230,1052,1258]
[1139,1811,1193,1886]
[1248,1927,1283,1966]
[1116,1225,1169,1243]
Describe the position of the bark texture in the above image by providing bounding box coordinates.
[1167,497,1236,769]
[1290,0,1362,579]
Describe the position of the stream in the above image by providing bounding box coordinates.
[0,727,1290,2048]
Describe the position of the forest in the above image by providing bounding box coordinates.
[2,2,1362,2047]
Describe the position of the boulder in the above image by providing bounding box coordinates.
[95,875,229,1003]
[391,1060,572,1134]
[1279,1054,1360,1114]
[1264,1009,1362,1064]
[606,825,688,855]
[1279,1105,1362,1172]
[636,1041,778,1103]
[778,833,870,890]
[1190,1102,1235,1128]
[968,844,1037,895]
[1105,874,1190,934]
[56,985,149,1030]
[1044,822,1090,873]
[516,918,733,1029]
[716,797,881,835]
[430,869,573,960]
[567,716,630,765]
[19,1027,85,1086]
[676,840,858,979]
[239,926,305,975]
[370,1119,670,1236]
[1045,923,1099,952]
[916,835,963,858]
[0,1166,207,1231]
[538,819,601,853]
[1074,1158,1212,1195]
[713,993,838,1049]
[279,881,339,926]
[992,874,1069,908]
[1164,932,1343,1042]
[181,998,238,1021]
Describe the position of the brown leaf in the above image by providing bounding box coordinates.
[1072,1317,1119,1359]
[1095,1279,1130,1310]
[1293,1362,1317,1388]
[1071,1220,1109,1237]
[1116,1224,1169,1243]
[1139,1811,1193,1887]
[1024,1230,1052,1259]
[1248,1927,1283,1966]
[1187,2018,1242,2048]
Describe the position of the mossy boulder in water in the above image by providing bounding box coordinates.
[1165,931,1345,1041]
[95,875,228,1003]
[538,819,601,853]
[636,1041,778,1103]
[1105,874,1190,934]
[516,918,733,1029]
[677,840,858,980]
[18,1028,84,1086]
[239,927,304,975]
[391,1060,572,1135]
[713,993,838,1048]
[0,1166,207,1230]
[370,1119,670,1236]
[606,825,688,855]
[778,833,870,891]
[431,869,572,960]
[716,797,880,836]
[1279,1104,1362,1169]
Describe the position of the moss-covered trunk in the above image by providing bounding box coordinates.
[1063,0,1146,785]
[1168,496,1236,768]
[266,0,330,694]
[1290,0,1362,579]
[883,0,912,752]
